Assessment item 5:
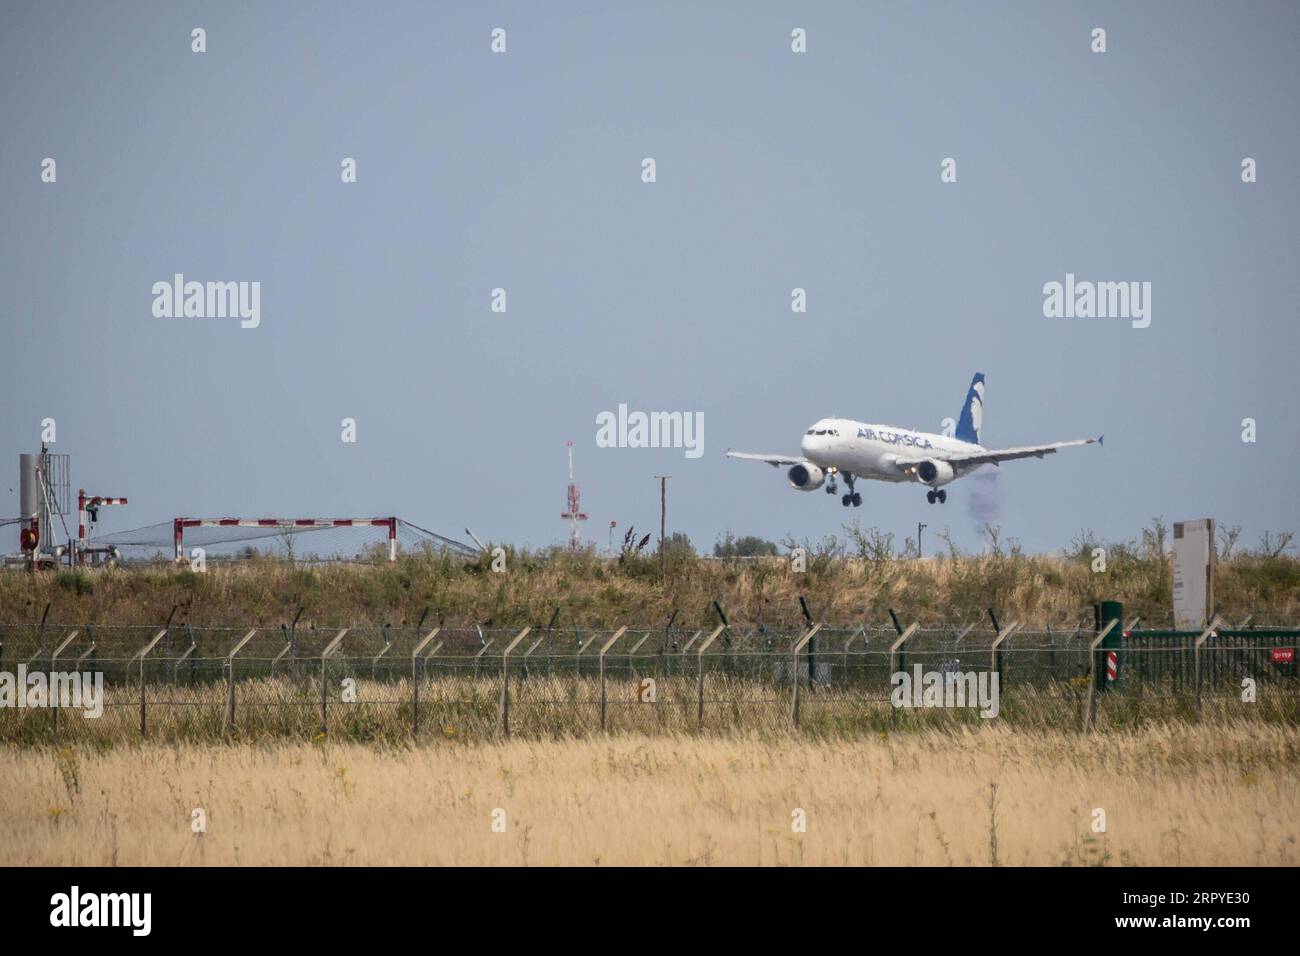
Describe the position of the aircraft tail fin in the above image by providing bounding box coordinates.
[955,373,985,444]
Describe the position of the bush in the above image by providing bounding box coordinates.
[55,572,93,596]
[714,532,779,558]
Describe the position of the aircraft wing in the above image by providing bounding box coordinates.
[891,436,1102,470]
[725,450,811,468]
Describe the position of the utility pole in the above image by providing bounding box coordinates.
[917,522,927,559]
[654,476,670,573]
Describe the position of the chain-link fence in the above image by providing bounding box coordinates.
[0,622,1296,743]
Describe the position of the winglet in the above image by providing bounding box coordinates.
[1097,435,1104,447]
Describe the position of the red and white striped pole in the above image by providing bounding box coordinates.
[388,517,397,564]
[77,489,128,565]
[1106,650,1118,683]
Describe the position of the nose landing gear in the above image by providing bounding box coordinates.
[925,489,948,504]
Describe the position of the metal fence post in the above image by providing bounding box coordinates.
[843,625,865,678]
[224,659,233,735]
[77,635,97,676]
[175,627,198,685]
[694,624,727,732]
[1085,619,1118,731]
[48,630,78,740]
[1194,617,1223,721]
[34,601,50,664]
[133,628,167,738]
[626,632,651,679]
[520,634,545,682]
[473,638,495,687]
[271,639,292,679]
[410,627,440,736]
[790,623,823,728]
[319,628,349,736]
[887,624,919,729]
[499,627,531,739]
[372,625,392,680]
[598,627,628,733]
[222,629,257,739]
[990,621,1022,692]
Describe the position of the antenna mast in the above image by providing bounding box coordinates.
[560,440,588,551]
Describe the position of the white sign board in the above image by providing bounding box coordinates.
[1172,519,1214,629]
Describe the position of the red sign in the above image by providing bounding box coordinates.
[1272,648,1295,664]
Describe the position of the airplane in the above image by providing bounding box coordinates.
[725,372,1101,506]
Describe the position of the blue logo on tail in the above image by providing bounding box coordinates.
[955,373,985,445]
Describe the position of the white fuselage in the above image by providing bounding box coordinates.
[799,417,982,483]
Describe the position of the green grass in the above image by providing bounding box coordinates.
[2,519,1297,630]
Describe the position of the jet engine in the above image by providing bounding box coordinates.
[915,459,956,487]
[787,463,826,491]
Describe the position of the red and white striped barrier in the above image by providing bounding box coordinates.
[77,489,128,564]
[1106,650,1118,682]
[173,517,398,563]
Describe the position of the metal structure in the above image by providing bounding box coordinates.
[3,613,1295,744]
[560,440,587,551]
[172,517,400,563]
[77,489,128,565]
[79,516,475,564]
[15,446,71,566]
[7,447,130,567]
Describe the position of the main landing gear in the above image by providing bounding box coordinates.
[825,471,861,506]
[926,489,948,504]
[840,473,862,508]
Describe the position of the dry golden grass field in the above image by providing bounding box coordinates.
[3,723,1297,866]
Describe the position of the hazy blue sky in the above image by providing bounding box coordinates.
[3,1,1298,557]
